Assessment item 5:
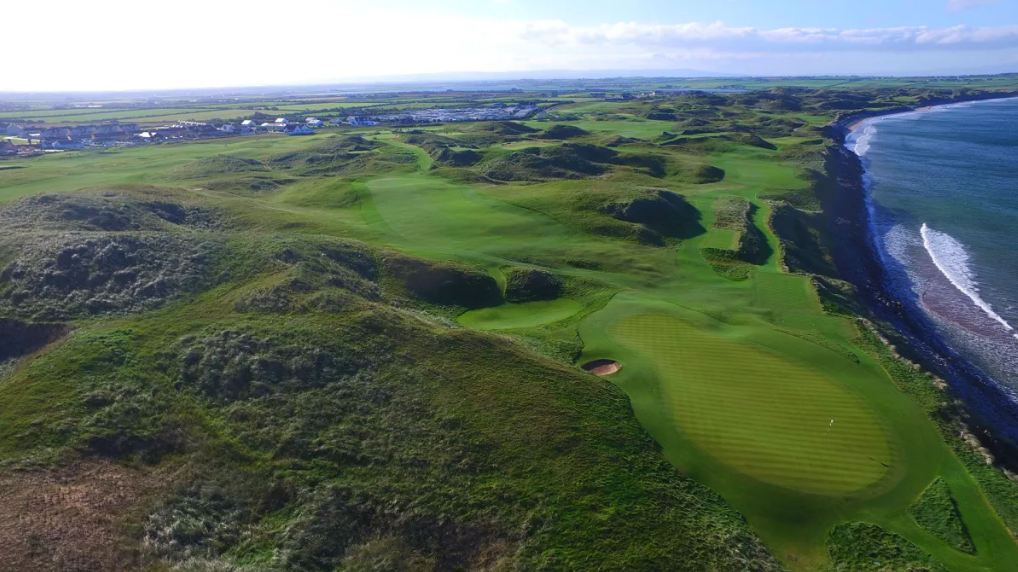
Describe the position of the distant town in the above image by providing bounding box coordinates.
[0,101,557,157]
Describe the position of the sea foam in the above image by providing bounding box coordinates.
[921,223,1018,340]
[852,121,879,156]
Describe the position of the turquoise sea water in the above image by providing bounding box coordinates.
[848,98,1018,395]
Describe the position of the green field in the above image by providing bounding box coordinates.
[2,85,1018,571]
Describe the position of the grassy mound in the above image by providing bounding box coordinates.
[0,192,220,232]
[701,196,772,280]
[470,121,538,135]
[0,233,222,321]
[504,268,563,303]
[725,133,778,150]
[205,175,297,194]
[269,135,387,172]
[168,155,266,179]
[689,163,726,184]
[771,204,837,276]
[383,254,501,310]
[660,136,734,154]
[538,124,590,140]
[482,144,610,181]
[603,135,647,147]
[910,479,976,554]
[601,188,704,244]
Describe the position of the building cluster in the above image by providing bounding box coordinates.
[252,118,317,135]
[348,103,537,126]
[604,91,659,101]
[1,103,542,157]
[1,117,320,155]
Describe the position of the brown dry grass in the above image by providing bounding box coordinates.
[0,459,167,572]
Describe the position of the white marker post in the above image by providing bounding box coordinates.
[826,419,834,437]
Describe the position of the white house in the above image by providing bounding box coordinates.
[274,118,289,126]
[240,120,257,130]
[285,124,315,136]
[218,124,236,134]
[347,115,377,126]
[260,122,284,132]
[305,117,323,127]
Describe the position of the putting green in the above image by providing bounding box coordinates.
[458,299,583,330]
[609,313,893,495]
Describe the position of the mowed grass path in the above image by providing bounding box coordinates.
[610,313,893,495]
[459,299,583,330]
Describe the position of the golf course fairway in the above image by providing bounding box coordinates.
[353,140,1018,570]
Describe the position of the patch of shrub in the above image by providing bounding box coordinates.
[0,193,221,232]
[383,255,501,309]
[827,523,945,572]
[504,268,563,303]
[178,330,363,403]
[910,479,975,554]
[0,234,221,320]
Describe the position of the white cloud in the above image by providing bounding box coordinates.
[515,20,1018,51]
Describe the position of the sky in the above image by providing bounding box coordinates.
[2,0,1017,91]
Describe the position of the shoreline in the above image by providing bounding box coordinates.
[838,93,1018,134]
[824,94,1018,465]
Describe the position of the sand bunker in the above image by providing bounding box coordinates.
[582,359,622,376]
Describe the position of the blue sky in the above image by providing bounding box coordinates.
[3,0,1017,91]
[391,0,1015,29]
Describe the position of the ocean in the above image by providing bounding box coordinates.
[848,98,1018,400]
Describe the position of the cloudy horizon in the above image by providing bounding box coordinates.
[3,0,1017,91]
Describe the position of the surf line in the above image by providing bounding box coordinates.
[921,223,1018,341]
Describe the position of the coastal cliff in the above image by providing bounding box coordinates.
[799,104,1018,469]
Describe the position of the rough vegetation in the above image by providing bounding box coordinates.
[700,195,769,279]
[0,192,221,232]
[382,254,501,309]
[169,155,267,179]
[503,267,563,303]
[599,188,703,245]
[0,232,221,320]
[538,124,590,140]
[828,523,946,572]
[482,144,615,181]
[909,479,976,554]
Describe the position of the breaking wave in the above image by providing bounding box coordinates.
[921,223,1018,340]
[852,121,879,156]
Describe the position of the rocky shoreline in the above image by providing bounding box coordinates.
[823,100,1018,469]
